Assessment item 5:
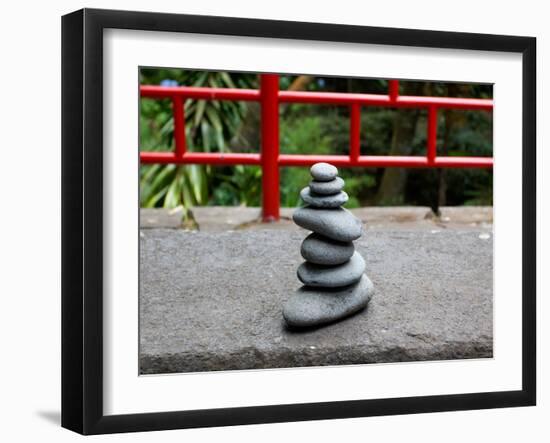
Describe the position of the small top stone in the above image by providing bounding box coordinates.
[310,162,338,182]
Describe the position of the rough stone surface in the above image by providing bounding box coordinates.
[310,162,338,181]
[297,252,365,288]
[438,206,494,225]
[293,207,362,242]
[300,187,349,208]
[283,275,374,328]
[301,233,354,265]
[309,177,345,195]
[140,228,493,374]
[192,206,261,231]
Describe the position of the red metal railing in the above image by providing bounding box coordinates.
[140,74,493,221]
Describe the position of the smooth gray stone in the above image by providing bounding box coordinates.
[301,233,354,265]
[283,274,374,328]
[310,162,338,182]
[300,187,348,208]
[293,206,363,242]
[309,177,345,195]
[298,251,365,288]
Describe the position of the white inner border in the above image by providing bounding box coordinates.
[103,29,523,415]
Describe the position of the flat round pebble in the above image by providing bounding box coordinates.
[300,187,348,208]
[310,162,338,182]
[283,274,374,328]
[297,251,365,288]
[301,233,354,265]
[309,176,345,195]
[293,206,362,242]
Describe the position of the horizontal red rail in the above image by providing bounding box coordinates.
[140,152,493,169]
[140,85,493,110]
[139,75,493,221]
[141,85,261,101]
[140,152,262,165]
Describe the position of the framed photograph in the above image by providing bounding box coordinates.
[61,8,536,435]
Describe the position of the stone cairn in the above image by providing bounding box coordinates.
[283,162,374,328]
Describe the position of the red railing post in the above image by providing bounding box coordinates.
[172,95,186,159]
[388,80,399,102]
[427,106,438,165]
[260,74,280,222]
[350,103,361,164]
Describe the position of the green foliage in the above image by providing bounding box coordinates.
[279,114,331,207]
[279,107,377,208]
[139,70,257,212]
[140,71,493,211]
[211,166,262,206]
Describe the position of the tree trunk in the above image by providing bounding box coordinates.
[375,82,424,205]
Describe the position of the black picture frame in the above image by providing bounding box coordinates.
[61,8,536,435]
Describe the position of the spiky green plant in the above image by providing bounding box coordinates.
[139,70,257,217]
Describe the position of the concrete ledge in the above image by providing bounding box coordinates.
[140,228,493,374]
[140,207,185,229]
[140,206,493,232]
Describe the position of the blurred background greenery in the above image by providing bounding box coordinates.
[139,69,493,215]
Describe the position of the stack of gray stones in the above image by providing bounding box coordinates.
[283,162,374,328]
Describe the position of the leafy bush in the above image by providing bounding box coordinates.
[139,70,256,211]
[140,71,493,210]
